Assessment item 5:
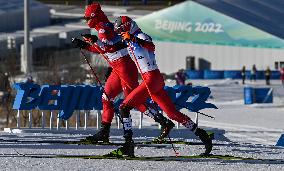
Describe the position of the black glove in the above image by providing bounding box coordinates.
[81,34,98,43]
[71,38,89,49]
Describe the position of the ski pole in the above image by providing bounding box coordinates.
[174,103,215,119]
[126,42,179,157]
[92,41,215,119]
[167,135,180,157]
[122,42,156,108]
[196,111,215,119]
[79,48,124,123]
[80,49,102,86]
[78,38,164,128]
[89,42,159,112]
[89,43,135,90]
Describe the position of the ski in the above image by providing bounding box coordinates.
[64,133,214,146]
[0,153,283,163]
[64,139,206,146]
[0,138,216,146]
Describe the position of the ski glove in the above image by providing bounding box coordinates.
[121,31,134,41]
[71,38,89,49]
[81,34,98,44]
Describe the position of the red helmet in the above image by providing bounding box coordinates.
[84,3,109,29]
[114,16,140,34]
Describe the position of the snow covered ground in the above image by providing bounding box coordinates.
[0,79,284,170]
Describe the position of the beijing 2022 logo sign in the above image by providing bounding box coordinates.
[13,82,217,120]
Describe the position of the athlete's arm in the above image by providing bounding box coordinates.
[86,43,105,54]
[121,31,155,51]
[133,36,155,52]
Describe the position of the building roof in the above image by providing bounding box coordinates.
[193,0,284,39]
[135,0,284,49]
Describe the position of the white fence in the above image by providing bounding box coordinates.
[15,109,196,130]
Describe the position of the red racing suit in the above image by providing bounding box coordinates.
[121,31,194,126]
[85,22,148,124]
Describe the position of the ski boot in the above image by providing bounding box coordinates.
[105,139,135,158]
[85,122,111,143]
[154,119,175,142]
[109,105,135,157]
[143,107,175,142]
[106,130,135,158]
[117,139,135,157]
[194,127,212,155]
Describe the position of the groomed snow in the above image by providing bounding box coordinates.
[0,79,284,170]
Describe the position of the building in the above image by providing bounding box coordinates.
[0,0,50,33]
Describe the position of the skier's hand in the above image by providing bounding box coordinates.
[121,31,133,41]
[71,38,89,49]
[81,34,98,44]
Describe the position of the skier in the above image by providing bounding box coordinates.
[113,16,212,156]
[72,3,174,144]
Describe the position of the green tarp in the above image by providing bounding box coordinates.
[135,0,284,49]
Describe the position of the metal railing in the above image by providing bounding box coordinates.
[15,109,189,130]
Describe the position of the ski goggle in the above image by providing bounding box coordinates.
[114,21,132,33]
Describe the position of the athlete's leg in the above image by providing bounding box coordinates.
[153,89,193,124]
[120,72,175,141]
[144,70,196,128]
[110,57,139,157]
[116,57,160,117]
[122,83,149,109]
[102,70,123,123]
[152,86,212,154]
[85,70,122,143]
[144,70,212,155]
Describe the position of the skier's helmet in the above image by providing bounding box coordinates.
[84,3,109,28]
[114,16,140,34]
